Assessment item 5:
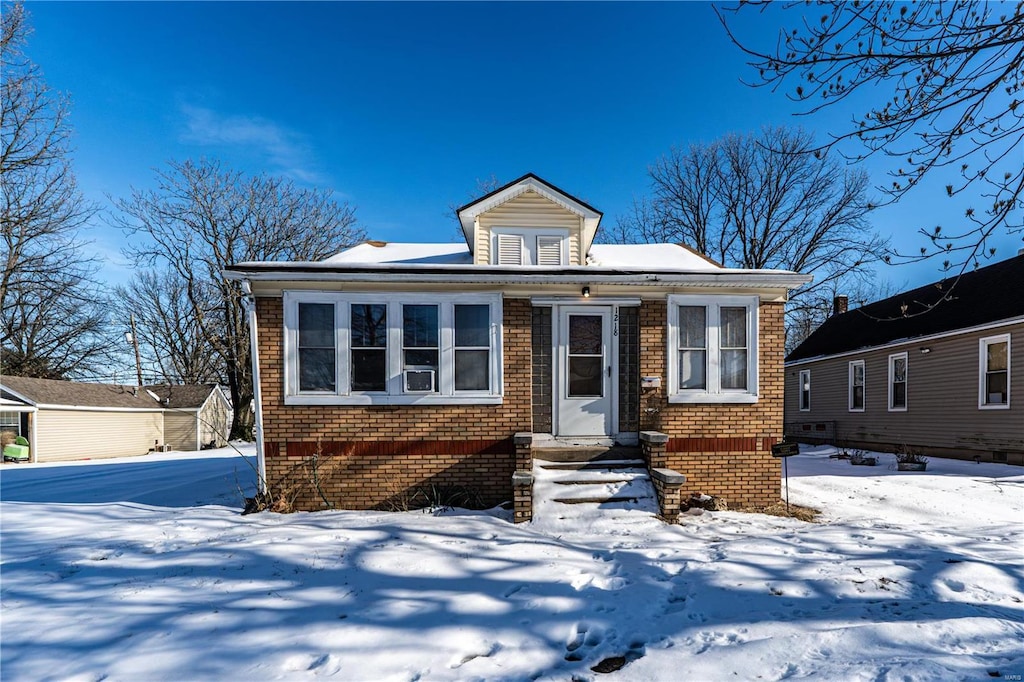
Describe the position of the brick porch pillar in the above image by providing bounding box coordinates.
[640,430,668,469]
[512,432,533,523]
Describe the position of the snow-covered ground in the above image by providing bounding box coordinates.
[1,444,1022,681]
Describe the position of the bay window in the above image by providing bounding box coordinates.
[284,292,502,405]
[667,295,759,403]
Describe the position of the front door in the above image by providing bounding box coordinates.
[557,306,613,437]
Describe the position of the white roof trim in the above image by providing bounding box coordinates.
[0,385,36,406]
[225,267,809,290]
[785,314,1024,367]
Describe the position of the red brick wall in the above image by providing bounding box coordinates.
[639,300,785,508]
[256,296,532,511]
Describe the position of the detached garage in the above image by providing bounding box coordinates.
[145,384,232,450]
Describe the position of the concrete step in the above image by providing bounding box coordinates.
[538,459,645,471]
[532,446,642,463]
[552,496,647,505]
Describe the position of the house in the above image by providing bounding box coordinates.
[784,252,1024,465]
[145,384,233,450]
[0,376,234,462]
[0,376,165,462]
[224,173,809,516]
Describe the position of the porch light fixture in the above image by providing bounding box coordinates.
[582,286,590,298]
[920,347,931,354]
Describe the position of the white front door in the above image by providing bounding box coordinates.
[557,306,614,437]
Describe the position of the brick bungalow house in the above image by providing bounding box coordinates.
[224,174,809,516]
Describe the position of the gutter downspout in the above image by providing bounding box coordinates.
[242,280,267,493]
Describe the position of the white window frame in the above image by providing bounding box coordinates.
[888,352,908,412]
[283,291,503,405]
[799,369,811,412]
[979,333,1011,410]
[491,228,569,266]
[666,294,759,404]
[848,360,865,412]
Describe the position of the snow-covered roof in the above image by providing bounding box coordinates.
[587,244,720,271]
[324,242,721,271]
[324,242,472,265]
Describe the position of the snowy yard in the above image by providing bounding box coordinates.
[1,444,1022,681]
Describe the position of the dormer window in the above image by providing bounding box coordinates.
[492,229,568,266]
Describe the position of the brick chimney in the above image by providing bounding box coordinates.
[833,295,848,317]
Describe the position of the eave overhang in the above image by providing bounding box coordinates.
[224,262,811,291]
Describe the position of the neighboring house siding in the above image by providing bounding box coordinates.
[256,296,533,510]
[35,409,163,462]
[200,392,231,447]
[477,190,583,265]
[639,300,786,508]
[784,321,1024,462]
[163,412,198,451]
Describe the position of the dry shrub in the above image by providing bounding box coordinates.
[739,501,821,522]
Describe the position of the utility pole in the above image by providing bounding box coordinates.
[128,313,143,387]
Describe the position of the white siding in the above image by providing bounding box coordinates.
[477,190,583,265]
[199,392,231,447]
[163,412,198,451]
[34,409,164,462]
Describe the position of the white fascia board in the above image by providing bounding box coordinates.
[0,404,37,413]
[225,268,810,290]
[36,404,166,413]
[785,314,1024,367]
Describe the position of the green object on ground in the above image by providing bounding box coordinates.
[3,443,29,461]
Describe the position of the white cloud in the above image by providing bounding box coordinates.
[179,105,324,184]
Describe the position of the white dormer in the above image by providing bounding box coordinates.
[455,173,603,266]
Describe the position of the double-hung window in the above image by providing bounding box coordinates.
[284,292,503,405]
[799,369,811,411]
[888,352,907,411]
[667,295,759,403]
[849,360,865,412]
[979,334,1010,408]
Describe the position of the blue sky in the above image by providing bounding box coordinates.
[20,1,1021,291]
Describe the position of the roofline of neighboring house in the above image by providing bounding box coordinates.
[223,266,811,290]
[784,313,1024,367]
[34,404,165,413]
[0,385,36,406]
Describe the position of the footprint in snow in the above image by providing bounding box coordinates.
[449,642,501,669]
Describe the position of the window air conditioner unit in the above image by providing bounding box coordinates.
[403,368,436,393]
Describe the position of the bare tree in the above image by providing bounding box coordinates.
[1,2,109,379]
[717,1,1024,268]
[112,158,364,439]
[619,127,887,312]
[785,278,906,354]
[113,271,222,385]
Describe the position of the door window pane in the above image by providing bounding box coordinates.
[569,357,603,397]
[298,303,335,392]
[569,315,602,355]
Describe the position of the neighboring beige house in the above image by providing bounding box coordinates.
[145,384,232,450]
[225,173,810,516]
[785,253,1024,464]
[0,376,233,463]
